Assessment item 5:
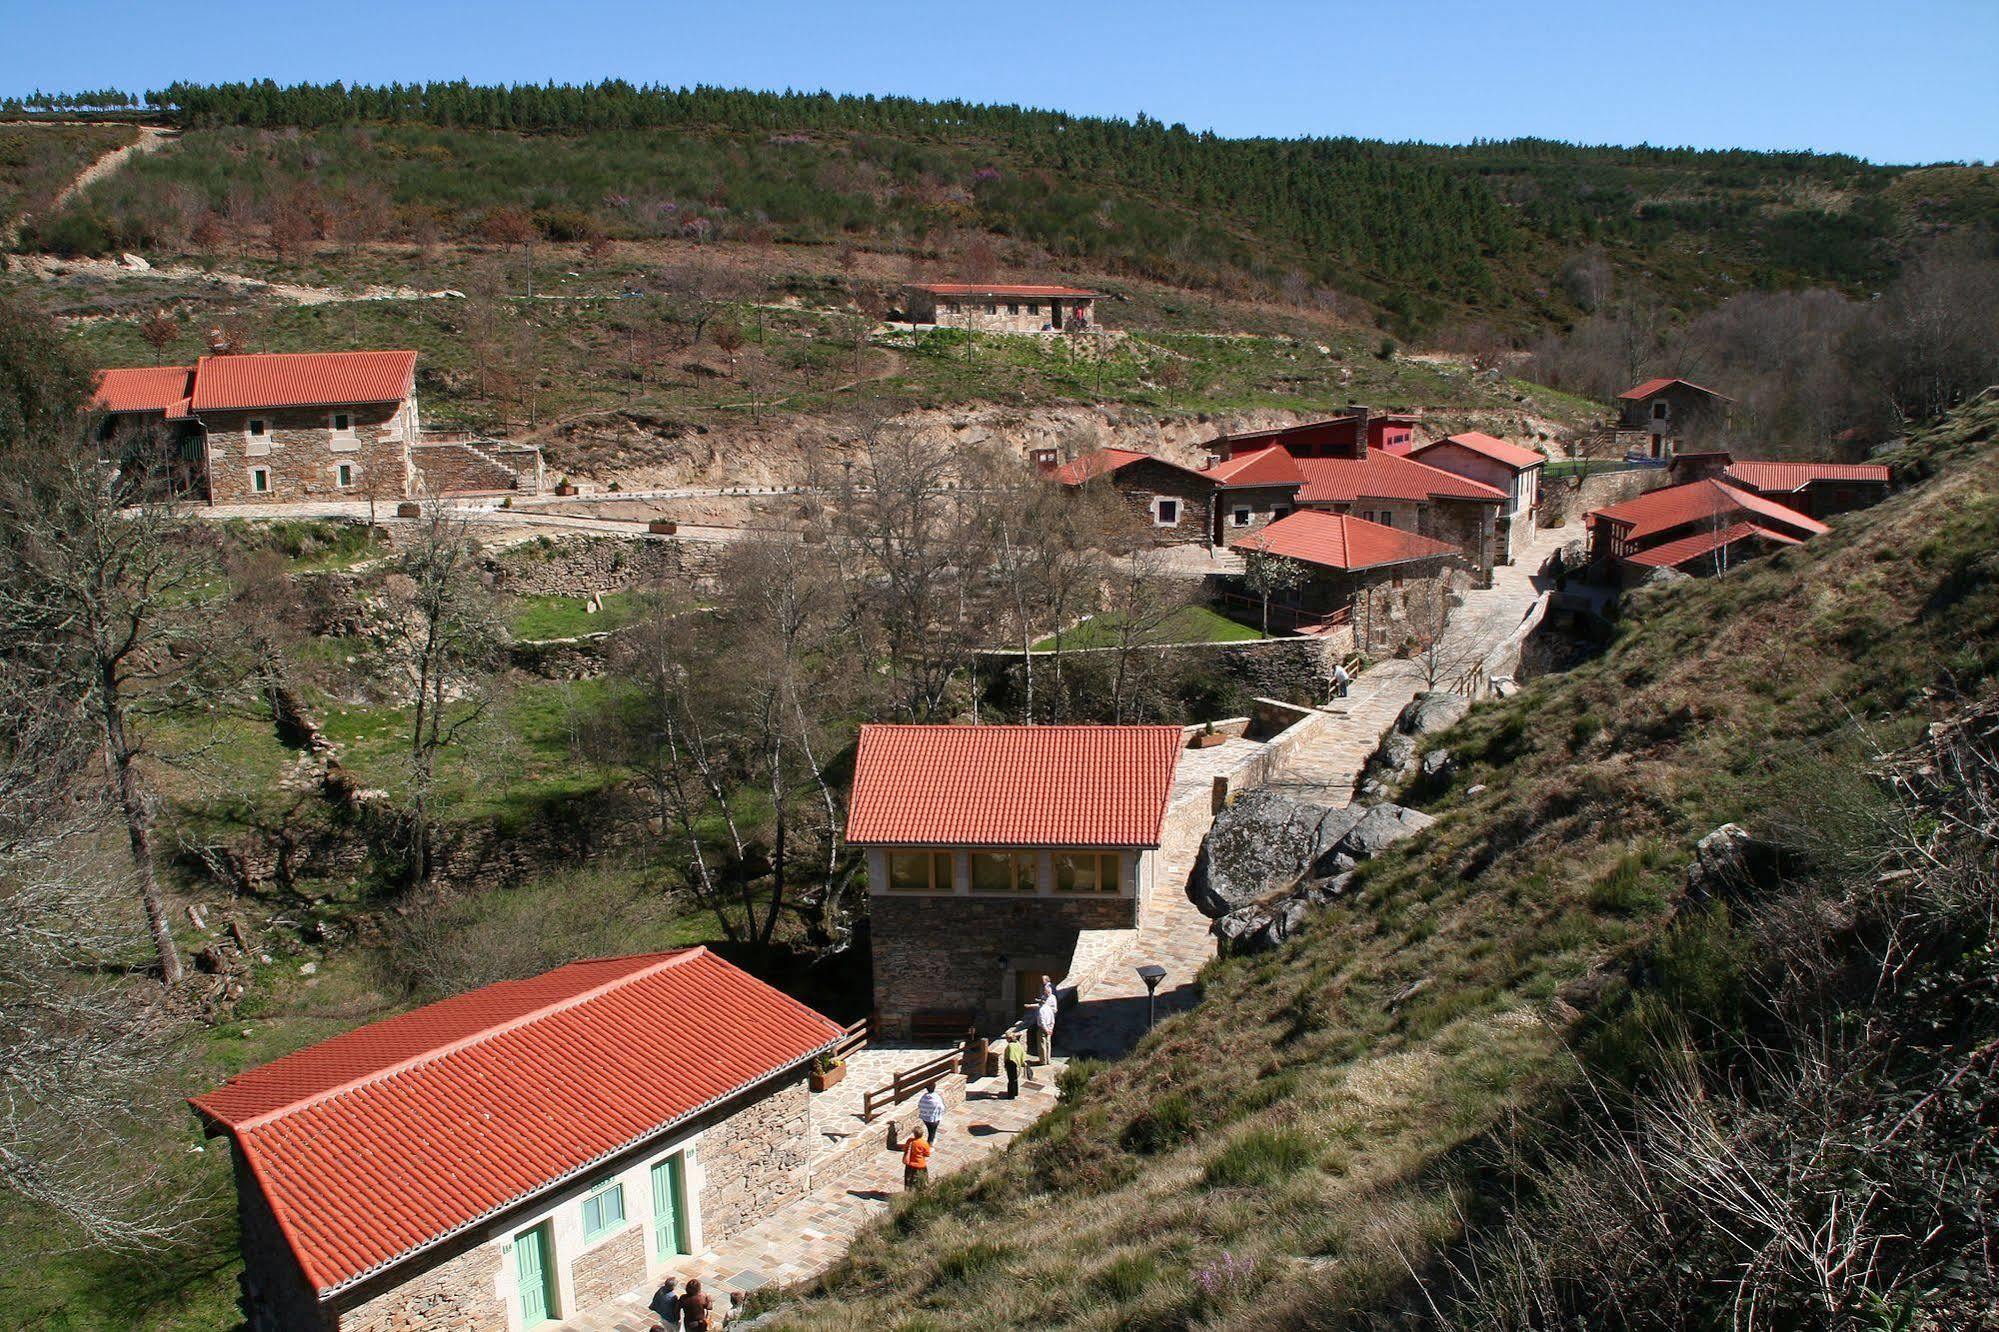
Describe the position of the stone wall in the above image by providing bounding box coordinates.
[484,533,728,599]
[235,1151,337,1332]
[205,402,411,506]
[570,1225,646,1313]
[871,895,1133,1037]
[410,441,527,495]
[984,632,1341,721]
[1425,498,1498,584]
[699,1078,813,1238]
[1215,484,1298,546]
[1102,458,1217,546]
[1541,466,1669,530]
[338,1243,506,1332]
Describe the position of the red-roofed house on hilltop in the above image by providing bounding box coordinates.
[1232,509,1464,646]
[1409,431,1545,564]
[190,948,841,1331]
[1202,407,1507,581]
[91,350,542,505]
[1615,377,1733,459]
[1586,478,1828,580]
[900,282,1100,333]
[847,724,1182,1038]
[1667,450,1891,519]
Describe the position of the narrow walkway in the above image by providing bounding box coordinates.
[567,1067,1062,1331]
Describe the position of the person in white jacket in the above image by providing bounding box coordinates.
[917,1084,946,1142]
[1035,991,1058,1065]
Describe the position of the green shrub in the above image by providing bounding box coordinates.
[1586,850,1664,916]
[1203,1127,1318,1188]
[1093,1251,1160,1302]
[934,1241,1012,1284]
[1120,1091,1196,1155]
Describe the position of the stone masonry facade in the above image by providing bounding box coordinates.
[1105,458,1219,546]
[204,402,413,506]
[340,1243,507,1332]
[872,895,1133,1037]
[697,1077,814,1239]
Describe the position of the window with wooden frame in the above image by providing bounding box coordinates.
[970,851,1036,894]
[335,462,355,489]
[1052,851,1121,894]
[1232,506,1251,527]
[249,467,270,494]
[1154,498,1180,526]
[581,1177,626,1241]
[886,850,953,894]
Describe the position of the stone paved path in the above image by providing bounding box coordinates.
[565,1067,1064,1331]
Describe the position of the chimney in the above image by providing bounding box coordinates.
[1347,403,1371,459]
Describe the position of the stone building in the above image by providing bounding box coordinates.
[899,283,1101,333]
[1666,451,1891,519]
[1201,409,1506,584]
[1196,446,1305,546]
[190,949,841,1331]
[1038,446,1220,545]
[846,724,1183,1038]
[91,350,541,505]
[1409,431,1544,565]
[1585,477,1829,581]
[1231,509,1464,648]
[1615,377,1733,460]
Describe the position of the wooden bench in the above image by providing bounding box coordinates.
[910,1010,976,1043]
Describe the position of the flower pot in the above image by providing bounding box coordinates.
[648,519,678,535]
[809,1063,846,1092]
[1189,731,1228,749]
[555,483,578,497]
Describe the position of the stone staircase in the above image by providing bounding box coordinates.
[410,438,544,496]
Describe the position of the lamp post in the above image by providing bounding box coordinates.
[1136,964,1167,1032]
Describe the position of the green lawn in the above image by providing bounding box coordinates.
[1033,604,1264,651]
[508,590,638,640]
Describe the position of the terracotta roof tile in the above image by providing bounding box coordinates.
[1588,479,1828,543]
[91,365,194,414]
[907,283,1099,298]
[1616,376,1732,402]
[1235,509,1461,571]
[1414,431,1546,472]
[189,949,840,1295]
[1625,521,1806,569]
[1723,460,1890,492]
[188,350,417,411]
[1050,448,1210,487]
[845,724,1182,848]
[1289,448,1507,506]
[1198,448,1304,488]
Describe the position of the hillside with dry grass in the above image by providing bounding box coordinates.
[754,396,1999,1330]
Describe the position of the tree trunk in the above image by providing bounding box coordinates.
[98,682,181,984]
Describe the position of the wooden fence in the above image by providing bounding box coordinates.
[860,1045,963,1123]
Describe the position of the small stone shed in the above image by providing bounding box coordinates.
[900,283,1100,333]
[1232,508,1464,650]
[190,948,841,1331]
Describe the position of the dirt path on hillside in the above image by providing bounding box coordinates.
[8,249,464,307]
[1,124,175,248]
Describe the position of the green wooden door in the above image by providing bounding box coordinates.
[651,1154,690,1258]
[514,1223,556,1325]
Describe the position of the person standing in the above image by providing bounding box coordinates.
[648,1277,682,1331]
[917,1083,946,1142]
[680,1278,714,1332]
[1035,989,1058,1065]
[902,1129,932,1189]
[1002,1031,1025,1098]
[1331,661,1353,699]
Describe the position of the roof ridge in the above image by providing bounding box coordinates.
[229,948,704,1132]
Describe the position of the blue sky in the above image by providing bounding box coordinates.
[2,0,1992,164]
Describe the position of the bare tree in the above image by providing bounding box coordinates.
[369,503,499,884]
[1094,525,1198,723]
[1240,549,1309,636]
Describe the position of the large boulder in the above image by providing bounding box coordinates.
[1314,802,1436,876]
[1354,691,1471,799]
[1186,790,1363,919]
[1686,823,1784,901]
[1402,691,1471,738]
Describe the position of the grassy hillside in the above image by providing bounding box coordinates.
[7,82,1980,340]
[754,397,1999,1329]
[0,121,133,227]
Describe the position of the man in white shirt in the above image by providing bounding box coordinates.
[917,1084,945,1142]
[1035,992,1058,1065]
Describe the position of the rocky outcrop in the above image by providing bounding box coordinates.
[1312,803,1435,876]
[1354,691,1470,801]
[1186,790,1362,918]
[1686,822,1787,902]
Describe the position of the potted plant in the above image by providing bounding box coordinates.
[808,1052,846,1092]
[1190,721,1227,749]
[648,518,679,535]
[554,476,579,497]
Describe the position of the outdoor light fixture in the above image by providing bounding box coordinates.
[1136,963,1168,1031]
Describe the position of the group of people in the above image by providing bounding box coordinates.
[648,1276,729,1331]
[899,979,1062,1191]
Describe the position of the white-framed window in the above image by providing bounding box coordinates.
[970,851,1036,894]
[249,467,271,494]
[581,1177,626,1242]
[335,462,355,489]
[1026,302,1041,315]
[330,410,353,434]
[886,850,953,894]
[985,303,997,314]
[1006,302,1020,315]
[1053,852,1121,895]
[1232,506,1251,527]
[246,418,266,439]
[1652,400,1670,421]
[1154,498,1180,527]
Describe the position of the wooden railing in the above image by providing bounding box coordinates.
[860,1044,963,1123]
[833,1016,871,1062]
[1212,591,1353,635]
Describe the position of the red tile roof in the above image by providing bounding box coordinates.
[1617,376,1732,403]
[1723,459,1890,492]
[1288,448,1507,506]
[1198,447,1304,488]
[189,949,840,1296]
[1204,414,1419,456]
[846,724,1182,848]
[1235,509,1461,572]
[1414,431,1545,472]
[907,283,1100,298]
[91,365,194,416]
[1588,479,1829,543]
[1050,447,1210,487]
[189,350,418,411]
[1624,521,1806,569]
